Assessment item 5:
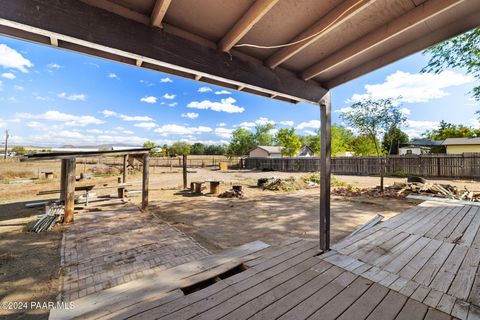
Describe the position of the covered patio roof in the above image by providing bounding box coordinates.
[0,0,478,251]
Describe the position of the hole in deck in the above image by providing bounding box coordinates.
[180,263,248,295]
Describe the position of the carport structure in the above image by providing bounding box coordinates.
[1,0,479,253]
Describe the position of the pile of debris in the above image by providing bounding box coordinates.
[395,179,479,201]
[257,177,300,191]
[219,186,245,199]
[332,186,406,199]
[30,201,64,232]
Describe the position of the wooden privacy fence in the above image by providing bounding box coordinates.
[78,156,241,168]
[245,154,480,179]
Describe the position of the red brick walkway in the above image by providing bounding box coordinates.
[59,206,210,302]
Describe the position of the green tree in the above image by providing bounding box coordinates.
[11,146,27,155]
[275,128,302,157]
[382,128,409,155]
[160,144,170,157]
[350,135,378,156]
[332,125,354,156]
[300,130,321,155]
[191,143,205,155]
[143,140,161,156]
[424,120,479,140]
[423,27,480,103]
[227,128,255,156]
[341,98,407,191]
[171,142,191,156]
[254,123,275,146]
[205,144,227,155]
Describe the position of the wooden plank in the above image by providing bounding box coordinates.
[320,92,331,251]
[142,153,149,210]
[150,0,171,27]
[339,228,391,256]
[394,298,428,320]
[277,271,357,320]
[383,237,431,274]
[437,294,456,315]
[424,307,453,320]
[372,235,421,268]
[63,158,76,223]
[468,304,480,320]
[221,261,332,320]
[218,0,279,52]
[423,289,444,308]
[452,299,470,320]
[249,265,345,320]
[430,245,469,293]
[412,205,460,237]
[337,283,389,320]
[448,247,480,300]
[413,242,455,286]
[430,205,471,240]
[407,196,480,207]
[398,280,420,297]
[307,277,373,320]
[411,285,431,302]
[356,232,411,265]
[365,290,408,320]
[398,239,443,280]
[50,240,269,320]
[460,206,480,246]
[447,207,477,243]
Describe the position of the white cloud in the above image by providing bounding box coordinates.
[0,44,33,72]
[239,121,256,128]
[163,93,176,100]
[297,120,320,130]
[47,63,61,70]
[279,120,294,126]
[168,102,178,107]
[1,72,15,79]
[134,122,157,129]
[154,124,212,136]
[239,117,275,128]
[108,73,118,79]
[198,86,213,93]
[123,130,134,134]
[101,109,153,122]
[140,96,157,104]
[58,92,87,101]
[215,127,234,139]
[403,120,439,138]
[400,108,411,115]
[14,85,24,91]
[139,80,155,87]
[351,70,475,103]
[0,80,2,91]
[26,121,45,128]
[181,112,199,119]
[217,122,226,127]
[187,97,244,113]
[160,77,173,83]
[215,90,232,95]
[17,111,104,126]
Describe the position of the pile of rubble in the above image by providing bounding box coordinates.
[395,180,479,201]
[219,186,245,199]
[30,201,64,232]
[332,186,405,199]
[257,177,300,191]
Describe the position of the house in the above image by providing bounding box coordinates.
[249,146,282,158]
[297,145,315,157]
[399,138,443,155]
[443,137,480,154]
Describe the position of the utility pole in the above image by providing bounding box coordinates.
[4,130,9,159]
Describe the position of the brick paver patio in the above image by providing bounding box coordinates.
[59,206,210,302]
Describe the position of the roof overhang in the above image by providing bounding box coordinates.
[0,0,479,104]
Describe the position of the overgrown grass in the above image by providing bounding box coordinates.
[0,170,32,180]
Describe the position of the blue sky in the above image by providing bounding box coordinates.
[0,34,477,147]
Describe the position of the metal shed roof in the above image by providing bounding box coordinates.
[0,0,478,104]
[443,137,480,146]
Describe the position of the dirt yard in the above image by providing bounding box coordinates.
[2,160,479,318]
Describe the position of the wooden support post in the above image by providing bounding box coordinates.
[183,154,188,190]
[142,153,149,210]
[60,159,67,202]
[63,158,76,224]
[122,154,127,183]
[320,92,331,251]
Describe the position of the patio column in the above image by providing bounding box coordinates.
[142,153,149,210]
[320,92,331,251]
[62,157,76,223]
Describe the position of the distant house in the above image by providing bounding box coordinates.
[297,145,315,157]
[443,137,480,154]
[399,139,443,155]
[249,146,282,158]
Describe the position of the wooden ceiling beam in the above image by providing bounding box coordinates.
[218,0,279,52]
[0,0,327,103]
[265,0,374,69]
[301,0,467,81]
[79,0,149,25]
[151,0,171,28]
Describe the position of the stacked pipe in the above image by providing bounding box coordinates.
[30,201,64,233]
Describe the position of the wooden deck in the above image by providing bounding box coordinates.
[50,201,480,319]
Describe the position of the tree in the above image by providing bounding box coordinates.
[143,140,161,156]
[191,143,205,155]
[331,125,354,156]
[205,144,227,155]
[350,135,379,156]
[171,142,191,156]
[424,120,479,140]
[423,27,480,103]
[11,146,27,155]
[227,128,255,156]
[254,123,275,146]
[382,128,409,155]
[341,98,407,191]
[275,128,302,157]
[300,130,321,155]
